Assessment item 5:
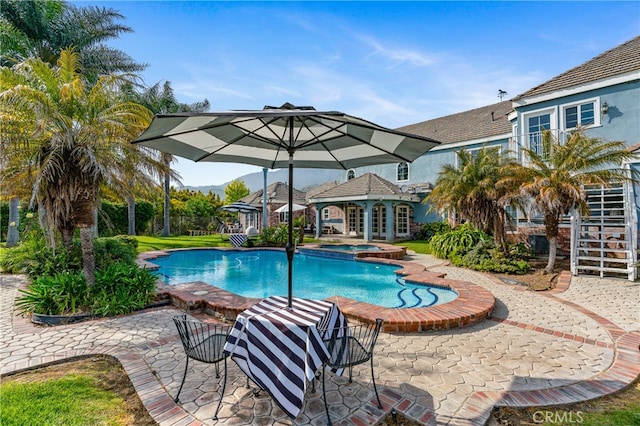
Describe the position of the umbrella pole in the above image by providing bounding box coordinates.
[286,154,295,308]
[286,119,295,308]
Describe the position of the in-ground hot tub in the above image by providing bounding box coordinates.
[299,242,406,260]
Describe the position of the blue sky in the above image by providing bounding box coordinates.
[76,1,639,187]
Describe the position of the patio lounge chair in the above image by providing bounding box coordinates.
[172,315,231,420]
[320,318,384,425]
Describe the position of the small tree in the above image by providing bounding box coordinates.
[503,130,637,274]
[426,146,518,249]
[224,179,250,204]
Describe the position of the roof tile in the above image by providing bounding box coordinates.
[397,101,512,145]
[514,36,640,100]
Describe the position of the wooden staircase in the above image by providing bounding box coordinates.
[571,183,638,281]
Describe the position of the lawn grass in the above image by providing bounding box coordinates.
[1,363,133,426]
[134,234,319,253]
[394,239,431,255]
[134,234,227,252]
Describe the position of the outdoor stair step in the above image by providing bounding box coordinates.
[576,238,630,244]
[576,247,629,253]
[574,265,631,274]
[576,256,629,263]
[579,216,627,221]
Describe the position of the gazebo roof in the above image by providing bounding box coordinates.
[309,173,421,202]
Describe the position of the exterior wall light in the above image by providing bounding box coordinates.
[601,102,609,114]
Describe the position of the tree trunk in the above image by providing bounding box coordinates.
[61,223,75,250]
[127,195,136,235]
[162,171,170,237]
[6,197,19,247]
[544,213,560,274]
[74,189,97,286]
[545,235,557,274]
[79,226,96,286]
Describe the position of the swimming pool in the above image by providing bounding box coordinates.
[150,249,458,309]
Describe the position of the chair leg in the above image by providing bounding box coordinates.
[370,358,382,409]
[215,361,221,379]
[174,357,189,403]
[322,368,332,426]
[213,358,227,420]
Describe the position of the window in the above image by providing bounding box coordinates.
[528,113,551,157]
[397,162,409,181]
[347,206,358,232]
[562,99,599,130]
[322,208,329,220]
[396,205,409,236]
[346,170,356,180]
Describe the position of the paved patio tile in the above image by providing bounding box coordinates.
[1,253,638,425]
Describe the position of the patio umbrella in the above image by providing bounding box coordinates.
[220,201,259,213]
[133,103,440,307]
[274,203,306,213]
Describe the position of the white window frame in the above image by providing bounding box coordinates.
[279,211,289,223]
[454,145,502,168]
[395,205,410,237]
[322,207,330,220]
[520,106,557,162]
[560,97,601,131]
[346,169,356,180]
[347,206,358,233]
[396,162,409,182]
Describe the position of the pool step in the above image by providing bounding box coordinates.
[397,287,439,308]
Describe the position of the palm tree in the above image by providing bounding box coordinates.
[426,146,518,249]
[1,0,145,80]
[132,81,209,236]
[503,130,637,274]
[1,0,147,242]
[0,49,167,284]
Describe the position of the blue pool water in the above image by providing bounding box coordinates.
[151,249,458,308]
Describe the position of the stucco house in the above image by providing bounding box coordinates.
[354,35,640,279]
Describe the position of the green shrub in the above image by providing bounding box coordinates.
[0,232,45,273]
[457,240,530,274]
[15,272,89,315]
[428,224,530,274]
[91,263,157,317]
[0,232,82,277]
[93,236,138,269]
[420,221,452,241]
[429,223,490,258]
[15,262,158,317]
[2,234,140,276]
[255,225,295,247]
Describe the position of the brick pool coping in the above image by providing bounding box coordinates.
[300,242,407,260]
[138,248,495,332]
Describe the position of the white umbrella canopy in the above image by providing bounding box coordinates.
[274,203,306,213]
[133,103,440,307]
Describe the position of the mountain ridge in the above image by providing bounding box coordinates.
[183,168,343,197]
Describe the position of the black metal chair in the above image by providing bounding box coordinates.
[172,315,231,420]
[320,318,384,425]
